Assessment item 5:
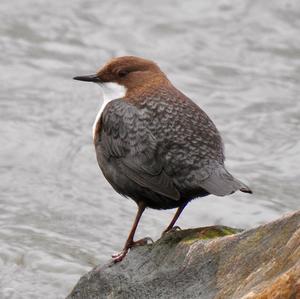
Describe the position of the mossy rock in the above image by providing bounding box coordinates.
[67,211,300,299]
[156,225,242,246]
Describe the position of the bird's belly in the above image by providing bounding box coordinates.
[95,145,177,209]
[94,144,209,209]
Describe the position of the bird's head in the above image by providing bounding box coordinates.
[74,56,169,98]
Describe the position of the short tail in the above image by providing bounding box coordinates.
[240,185,253,194]
[200,164,253,196]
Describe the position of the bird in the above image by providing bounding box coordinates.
[73,56,252,262]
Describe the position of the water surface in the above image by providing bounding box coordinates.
[1,0,300,298]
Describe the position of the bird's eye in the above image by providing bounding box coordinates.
[117,70,129,78]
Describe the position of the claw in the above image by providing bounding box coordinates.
[112,250,126,259]
[111,237,153,263]
[112,249,128,263]
[171,225,182,232]
[162,225,182,237]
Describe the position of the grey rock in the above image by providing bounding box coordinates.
[67,211,300,299]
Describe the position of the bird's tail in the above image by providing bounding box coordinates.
[239,184,253,194]
[200,164,252,196]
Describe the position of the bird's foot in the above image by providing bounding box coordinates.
[112,249,128,263]
[111,237,153,263]
[161,225,182,237]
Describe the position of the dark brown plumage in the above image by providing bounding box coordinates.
[74,56,252,262]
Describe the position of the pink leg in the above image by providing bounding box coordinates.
[112,202,146,263]
[162,203,187,235]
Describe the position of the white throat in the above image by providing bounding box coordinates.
[93,82,127,139]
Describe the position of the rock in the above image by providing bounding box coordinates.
[67,211,300,299]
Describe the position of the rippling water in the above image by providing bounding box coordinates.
[1,0,300,298]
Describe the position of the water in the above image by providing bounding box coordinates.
[1,0,300,298]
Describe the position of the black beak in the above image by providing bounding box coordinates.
[73,74,102,83]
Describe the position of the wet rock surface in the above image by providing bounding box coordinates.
[67,211,300,299]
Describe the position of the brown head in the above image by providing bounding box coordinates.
[73,56,170,97]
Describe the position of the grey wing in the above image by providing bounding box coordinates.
[100,99,180,201]
[141,90,245,196]
[161,96,249,196]
[148,93,225,191]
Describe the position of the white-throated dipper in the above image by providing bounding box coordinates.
[74,56,252,262]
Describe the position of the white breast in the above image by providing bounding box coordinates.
[93,82,127,139]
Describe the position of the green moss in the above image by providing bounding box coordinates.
[181,226,242,245]
[183,237,203,245]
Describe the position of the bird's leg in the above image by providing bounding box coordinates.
[162,203,187,236]
[112,202,146,263]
